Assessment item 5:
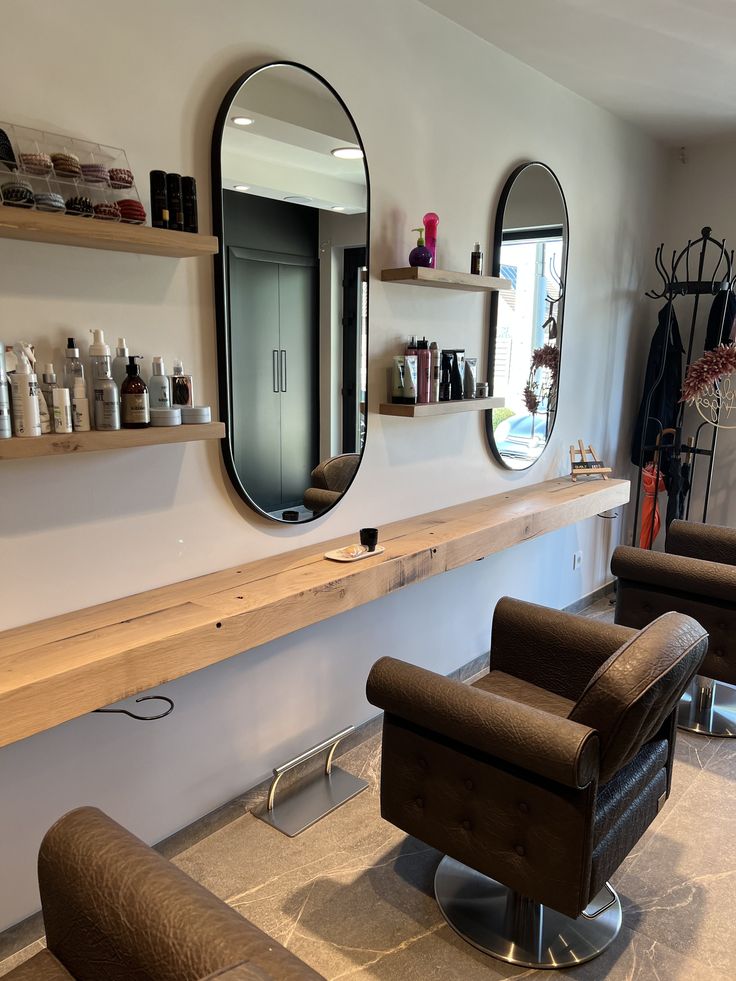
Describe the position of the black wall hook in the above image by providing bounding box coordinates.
[94,695,174,721]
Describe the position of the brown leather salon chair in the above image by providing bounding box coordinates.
[6,806,322,981]
[366,598,707,969]
[613,519,736,736]
[303,453,360,513]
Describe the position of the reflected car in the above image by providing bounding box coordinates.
[494,412,549,462]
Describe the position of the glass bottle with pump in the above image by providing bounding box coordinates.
[63,338,84,395]
[111,337,129,392]
[170,358,194,406]
[121,356,150,428]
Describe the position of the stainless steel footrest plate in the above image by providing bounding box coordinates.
[678,677,736,737]
[434,856,622,969]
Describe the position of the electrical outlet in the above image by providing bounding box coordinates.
[573,550,583,571]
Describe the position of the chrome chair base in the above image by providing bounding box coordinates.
[678,677,736,737]
[434,856,622,969]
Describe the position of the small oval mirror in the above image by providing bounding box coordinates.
[212,63,369,521]
[486,162,568,470]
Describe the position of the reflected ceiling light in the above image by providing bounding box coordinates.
[232,116,254,126]
[285,195,312,204]
[332,206,345,211]
[234,184,250,191]
[331,146,363,159]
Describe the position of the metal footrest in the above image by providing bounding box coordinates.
[678,677,736,737]
[255,725,369,837]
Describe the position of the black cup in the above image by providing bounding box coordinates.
[360,527,378,552]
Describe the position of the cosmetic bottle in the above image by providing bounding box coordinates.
[166,173,183,231]
[170,358,194,406]
[121,356,150,428]
[52,388,72,434]
[89,337,120,431]
[429,341,440,403]
[415,337,431,404]
[423,212,439,267]
[391,355,406,403]
[150,170,169,229]
[63,338,85,396]
[182,176,198,233]
[403,355,418,404]
[439,350,453,401]
[72,378,91,431]
[148,356,171,409]
[470,242,483,276]
[0,345,12,438]
[408,228,433,268]
[464,357,478,398]
[40,364,58,417]
[18,343,51,433]
[11,348,41,437]
[449,350,466,400]
[111,337,129,392]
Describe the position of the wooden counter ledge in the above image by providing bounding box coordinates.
[0,477,629,748]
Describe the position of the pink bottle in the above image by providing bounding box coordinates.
[423,212,439,268]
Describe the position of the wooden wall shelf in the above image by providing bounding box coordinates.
[0,477,629,748]
[0,422,225,461]
[0,206,219,258]
[381,267,511,292]
[379,397,505,418]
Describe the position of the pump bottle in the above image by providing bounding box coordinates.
[18,342,51,433]
[121,356,150,428]
[111,337,129,392]
[40,364,58,417]
[63,338,84,395]
[170,359,194,406]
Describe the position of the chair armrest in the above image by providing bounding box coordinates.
[612,545,736,604]
[666,519,736,567]
[38,807,323,981]
[367,656,600,789]
[489,597,635,700]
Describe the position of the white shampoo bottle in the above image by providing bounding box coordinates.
[11,348,41,437]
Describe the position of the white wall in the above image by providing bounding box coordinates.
[0,0,665,930]
[661,137,736,528]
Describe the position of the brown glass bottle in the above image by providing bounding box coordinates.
[121,356,150,428]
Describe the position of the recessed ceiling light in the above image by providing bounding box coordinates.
[234,184,250,191]
[232,116,254,126]
[285,195,312,203]
[332,206,345,211]
[331,147,363,160]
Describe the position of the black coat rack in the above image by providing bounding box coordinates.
[632,226,735,549]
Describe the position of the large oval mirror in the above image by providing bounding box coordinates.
[212,63,369,522]
[486,162,568,470]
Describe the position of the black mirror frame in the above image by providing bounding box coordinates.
[211,61,371,522]
[485,161,569,471]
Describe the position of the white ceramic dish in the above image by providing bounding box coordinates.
[324,544,385,563]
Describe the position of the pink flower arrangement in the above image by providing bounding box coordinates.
[681,343,736,403]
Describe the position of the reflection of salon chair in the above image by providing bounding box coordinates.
[613,519,736,736]
[304,453,360,512]
[366,598,707,969]
[5,806,323,980]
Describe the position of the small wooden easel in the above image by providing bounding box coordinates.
[570,440,612,481]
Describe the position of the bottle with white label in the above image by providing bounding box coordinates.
[72,378,91,432]
[52,388,73,434]
[148,356,171,409]
[91,361,120,432]
[40,364,58,417]
[121,356,150,428]
[18,342,51,433]
[0,345,11,438]
[10,348,41,437]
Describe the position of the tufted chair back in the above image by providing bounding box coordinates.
[666,519,736,566]
[568,612,707,783]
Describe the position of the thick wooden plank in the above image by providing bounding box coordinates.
[379,397,505,417]
[0,478,630,747]
[0,423,225,460]
[0,207,219,258]
[381,267,511,292]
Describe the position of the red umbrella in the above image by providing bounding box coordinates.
[639,462,666,549]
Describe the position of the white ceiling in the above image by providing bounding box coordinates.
[420,0,736,144]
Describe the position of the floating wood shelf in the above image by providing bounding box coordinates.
[0,206,219,258]
[381,266,512,292]
[0,422,225,461]
[380,396,505,418]
[0,477,629,748]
